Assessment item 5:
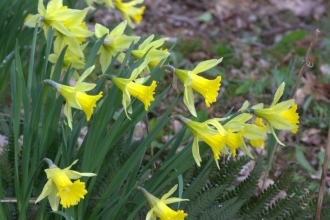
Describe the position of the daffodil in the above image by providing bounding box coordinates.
[249,117,267,148]
[48,39,87,78]
[35,158,96,211]
[132,35,170,72]
[218,110,266,157]
[95,21,140,73]
[252,82,299,145]
[55,7,94,58]
[172,58,222,117]
[176,115,228,168]
[104,59,156,118]
[24,0,78,37]
[139,184,189,220]
[114,0,146,28]
[43,66,103,129]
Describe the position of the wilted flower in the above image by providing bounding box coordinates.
[43,66,103,129]
[35,158,96,211]
[171,58,223,117]
[95,21,140,73]
[139,184,189,220]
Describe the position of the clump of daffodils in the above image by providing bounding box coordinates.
[35,158,96,211]
[139,184,189,220]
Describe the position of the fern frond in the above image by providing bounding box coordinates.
[219,157,263,204]
[185,185,227,219]
[201,197,244,220]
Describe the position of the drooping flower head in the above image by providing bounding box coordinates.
[139,184,189,220]
[114,0,146,28]
[252,82,299,145]
[176,115,228,169]
[249,117,267,148]
[104,59,156,118]
[35,158,96,211]
[172,58,223,117]
[95,21,140,73]
[43,66,103,129]
[217,107,266,158]
[24,0,79,37]
[132,35,170,73]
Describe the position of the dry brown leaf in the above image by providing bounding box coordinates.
[269,0,324,18]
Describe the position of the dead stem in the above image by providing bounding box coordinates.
[262,28,320,190]
[315,126,330,220]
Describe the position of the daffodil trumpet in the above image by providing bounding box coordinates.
[35,158,96,211]
[139,184,189,220]
[101,59,157,118]
[43,65,103,129]
[252,82,299,145]
[175,114,228,169]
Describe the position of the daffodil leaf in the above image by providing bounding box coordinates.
[192,58,223,74]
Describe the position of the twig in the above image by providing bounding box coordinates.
[290,28,320,98]
[262,29,320,190]
[315,126,330,220]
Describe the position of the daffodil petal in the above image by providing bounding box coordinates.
[192,137,201,166]
[95,23,109,38]
[64,102,73,129]
[267,123,285,146]
[183,86,197,117]
[240,141,254,159]
[35,179,53,203]
[161,184,177,200]
[271,82,285,107]
[192,58,223,74]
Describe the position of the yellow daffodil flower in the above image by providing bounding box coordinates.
[48,39,87,79]
[252,82,299,145]
[224,129,244,157]
[43,66,103,129]
[114,0,145,28]
[132,35,170,72]
[139,184,189,220]
[105,60,156,118]
[217,110,266,157]
[176,115,228,169]
[249,117,267,148]
[24,0,78,37]
[55,7,94,58]
[95,21,140,73]
[173,58,223,117]
[35,158,96,211]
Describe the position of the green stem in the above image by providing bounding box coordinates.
[161,64,176,72]
[220,108,253,125]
